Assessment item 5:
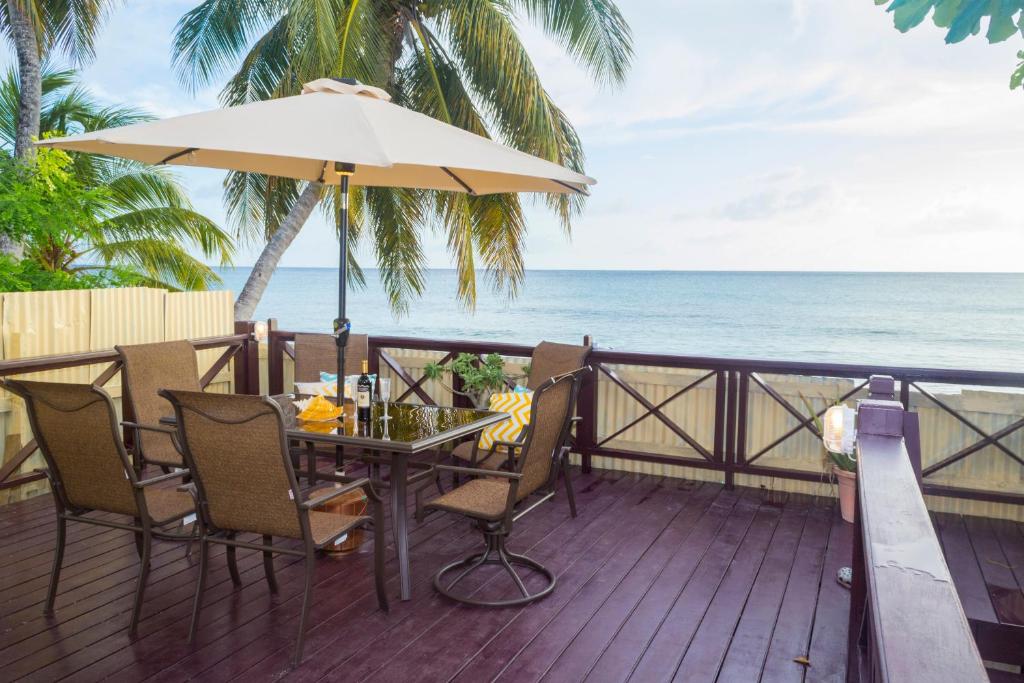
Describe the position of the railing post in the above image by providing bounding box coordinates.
[577,335,597,474]
[268,321,285,396]
[233,320,258,395]
[723,371,737,490]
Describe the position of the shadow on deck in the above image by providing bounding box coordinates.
[3,466,854,682]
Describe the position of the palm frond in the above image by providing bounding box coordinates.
[43,0,113,64]
[172,0,282,92]
[364,186,426,314]
[435,0,587,231]
[96,206,233,265]
[507,0,633,86]
[83,236,223,290]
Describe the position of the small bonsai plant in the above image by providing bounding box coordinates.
[423,352,527,408]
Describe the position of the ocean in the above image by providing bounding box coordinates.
[213,269,1024,373]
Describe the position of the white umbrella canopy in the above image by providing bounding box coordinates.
[38,78,596,380]
[38,78,595,195]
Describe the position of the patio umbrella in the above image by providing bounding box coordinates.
[38,78,596,379]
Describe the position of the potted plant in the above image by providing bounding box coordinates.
[423,352,527,409]
[801,394,858,523]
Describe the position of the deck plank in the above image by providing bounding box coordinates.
[714,497,810,682]
[358,474,669,683]
[671,496,786,681]
[212,470,629,682]
[581,486,745,683]
[625,488,762,681]
[805,506,851,683]
[0,464,905,683]
[757,500,833,683]
[536,482,722,683]
[935,512,1000,624]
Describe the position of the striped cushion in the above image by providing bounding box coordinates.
[478,391,533,452]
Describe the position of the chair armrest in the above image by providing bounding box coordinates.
[434,464,523,481]
[301,478,371,510]
[570,416,583,424]
[122,421,177,436]
[135,469,190,488]
[484,438,525,459]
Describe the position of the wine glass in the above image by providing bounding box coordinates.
[379,377,392,424]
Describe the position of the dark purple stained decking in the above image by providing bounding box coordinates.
[0,456,1014,682]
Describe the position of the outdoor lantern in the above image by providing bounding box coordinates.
[822,404,857,455]
[253,320,269,343]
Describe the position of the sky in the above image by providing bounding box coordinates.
[6,0,1024,272]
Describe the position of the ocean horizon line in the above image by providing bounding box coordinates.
[214,266,1024,276]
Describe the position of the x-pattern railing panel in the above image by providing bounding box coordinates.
[742,373,870,466]
[597,364,717,462]
[913,381,1024,478]
[380,349,448,406]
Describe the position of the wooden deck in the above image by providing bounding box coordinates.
[3,465,855,682]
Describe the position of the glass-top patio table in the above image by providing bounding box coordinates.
[275,397,507,601]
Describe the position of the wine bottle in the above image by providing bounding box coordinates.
[356,360,372,424]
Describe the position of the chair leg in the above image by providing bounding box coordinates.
[44,514,66,615]
[372,506,389,613]
[293,549,315,668]
[189,538,209,643]
[561,453,577,518]
[133,518,144,559]
[262,535,278,594]
[226,533,241,586]
[129,532,152,636]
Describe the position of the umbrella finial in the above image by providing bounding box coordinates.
[302,78,391,101]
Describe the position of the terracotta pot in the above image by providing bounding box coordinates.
[834,465,856,524]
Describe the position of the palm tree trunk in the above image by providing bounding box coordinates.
[4,0,42,257]
[233,182,322,320]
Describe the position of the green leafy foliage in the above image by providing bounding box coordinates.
[0,66,233,291]
[0,255,143,291]
[876,0,1024,89]
[172,0,633,313]
[423,352,526,407]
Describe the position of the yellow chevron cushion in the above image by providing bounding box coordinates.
[478,391,533,452]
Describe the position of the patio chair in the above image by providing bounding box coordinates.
[420,367,588,606]
[0,379,194,635]
[449,341,591,516]
[160,389,388,667]
[117,340,202,471]
[292,332,368,471]
[293,332,368,383]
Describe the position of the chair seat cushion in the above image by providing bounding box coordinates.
[425,478,511,521]
[144,488,194,525]
[308,510,367,546]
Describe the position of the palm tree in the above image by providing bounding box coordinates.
[1,0,114,255]
[172,0,632,319]
[0,66,234,290]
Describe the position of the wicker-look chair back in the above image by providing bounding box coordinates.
[117,340,201,468]
[526,341,590,391]
[6,380,138,516]
[293,333,368,383]
[516,371,581,500]
[162,390,304,539]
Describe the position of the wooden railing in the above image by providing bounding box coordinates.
[267,330,1024,507]
[847,376,987,682]
[0,322,259,491]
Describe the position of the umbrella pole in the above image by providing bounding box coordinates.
[335,172,351,394]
